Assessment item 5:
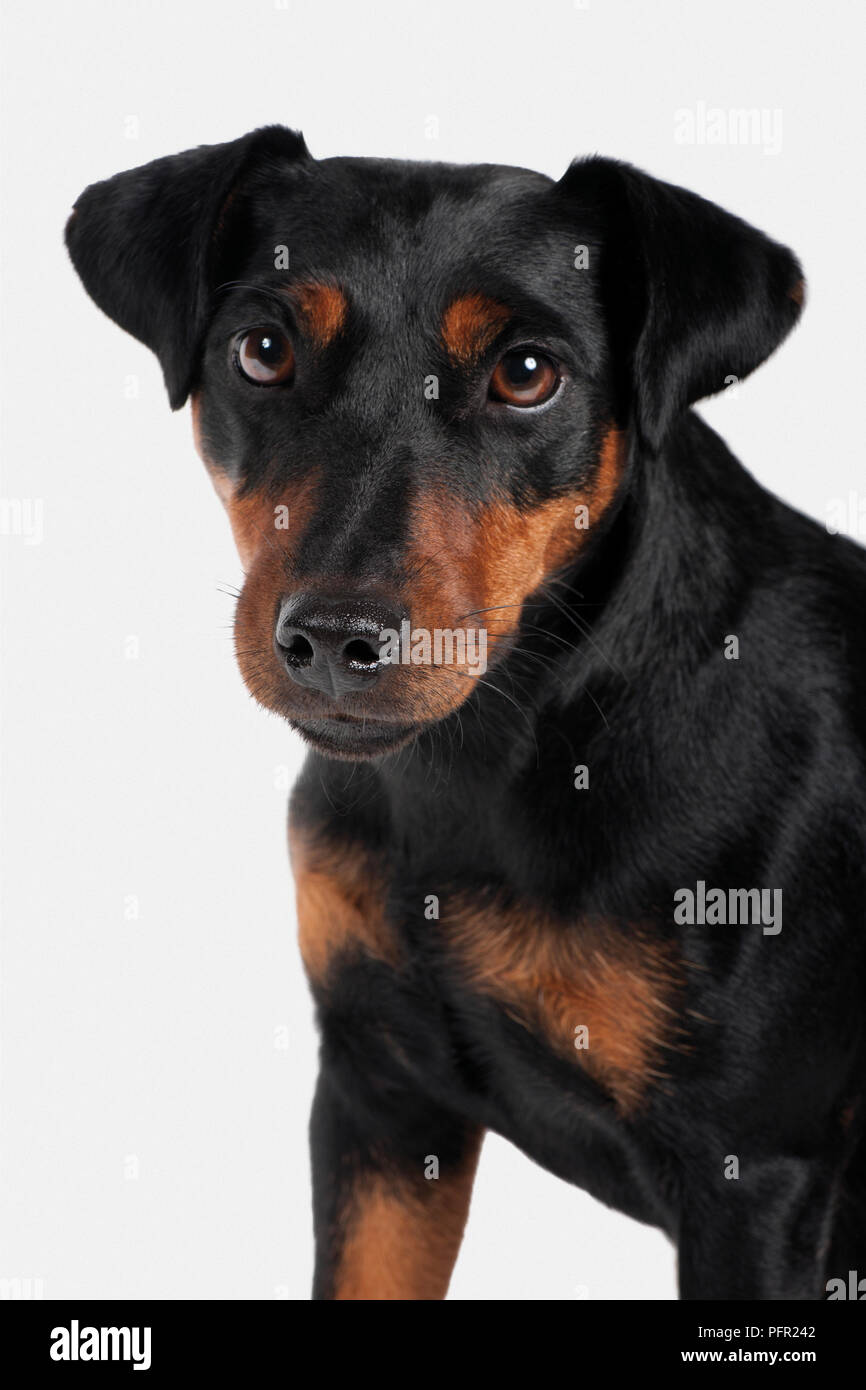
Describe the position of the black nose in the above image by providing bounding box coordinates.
[275,594,404,697]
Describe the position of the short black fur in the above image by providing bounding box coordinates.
[66,128,866,1301]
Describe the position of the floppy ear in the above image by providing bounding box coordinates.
[65,125,311,409]
[558,157,805,452]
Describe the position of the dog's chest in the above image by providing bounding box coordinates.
[291,827,683,1125]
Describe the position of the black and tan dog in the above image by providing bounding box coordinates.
[66,127,866,1300]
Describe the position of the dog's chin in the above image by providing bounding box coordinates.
[290,714,423,761]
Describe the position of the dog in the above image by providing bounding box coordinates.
[66,126,866,1301]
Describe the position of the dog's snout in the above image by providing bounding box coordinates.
[275,594,403,697]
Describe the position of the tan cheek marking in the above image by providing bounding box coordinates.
[223,481,310,573]
[191,393,250,555]
[789,277,806,308]
[333,1138,482,1300]
[441,292,511,365]
[478,425,625,615]
[282,282,348,350]
[191,394,321,570]
[228,472,323,718]
[392,494,496,722]
[289,826,399,985]
[396,426,626,722]
[442,896,682,1115]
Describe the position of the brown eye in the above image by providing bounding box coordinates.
[236,328,295,385]
[489,349,560,407]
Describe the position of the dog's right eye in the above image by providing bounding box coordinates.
[235,328,295,385]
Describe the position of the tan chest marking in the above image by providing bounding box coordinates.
[441,893,683,1114]
[289,826,398,984]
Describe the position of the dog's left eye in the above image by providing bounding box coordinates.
[235,328,295,385]
[488,349,560,408]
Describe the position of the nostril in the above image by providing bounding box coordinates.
[283,633,314,667]
[343,637,381,668]
[275,594,404,694]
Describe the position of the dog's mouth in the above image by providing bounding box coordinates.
[291,712,423,760]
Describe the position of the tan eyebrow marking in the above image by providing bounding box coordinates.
[441,292,512,365]
[281,282,348,350]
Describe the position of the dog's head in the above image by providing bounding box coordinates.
[66,126,803,758]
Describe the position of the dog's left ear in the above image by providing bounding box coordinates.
[65,125,312,408]
[557,158,805,452]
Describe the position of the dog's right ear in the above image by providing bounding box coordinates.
[65,125,312,409]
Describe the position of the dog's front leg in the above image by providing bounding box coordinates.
[309,1065,482,1300]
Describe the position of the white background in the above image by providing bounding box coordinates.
[1,0,864,1300]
